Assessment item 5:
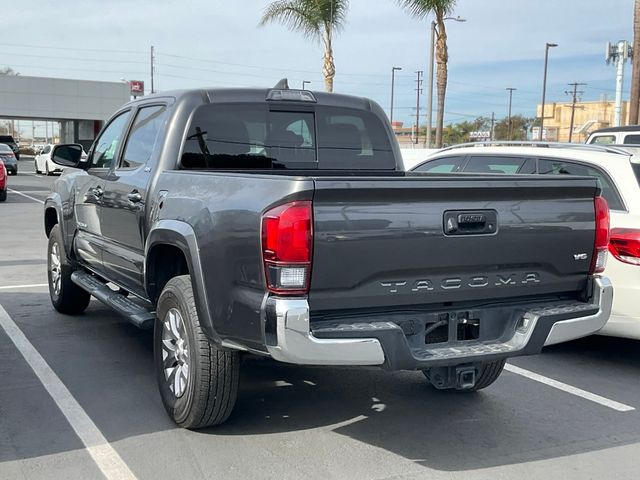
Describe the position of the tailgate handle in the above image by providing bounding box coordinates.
[444,210,497,236]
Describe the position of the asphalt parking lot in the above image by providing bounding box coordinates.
[1,165,640,480]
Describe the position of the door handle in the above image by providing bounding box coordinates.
[91,186,104,198]
[127,191,143,203]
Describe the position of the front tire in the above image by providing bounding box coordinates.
[47,224,91,315]
[155,275,239,429]
[46,162,52,176]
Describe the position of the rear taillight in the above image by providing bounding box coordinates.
[609,228,640,266]
[590,196,610,274]
[262,201,312,295]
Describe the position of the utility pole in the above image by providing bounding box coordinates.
[506,88,516,140]
[390,67,402,125]
[150,45,156,94]
[540,42,558,140]
[565,82,586,142]
[490,112,495,141]
[414,70,423,145]
[606,41,631,126]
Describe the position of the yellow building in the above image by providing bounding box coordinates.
[536,99,630,143]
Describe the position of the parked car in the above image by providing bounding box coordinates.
[44,87,611,429]
[0,143,18,175]
[0,135,19,160]
[0,160,6,202]
[586,126,640,145]
[35,144,87,175]
[412,142,639,340]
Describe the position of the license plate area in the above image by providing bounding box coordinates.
[424,311,481,345]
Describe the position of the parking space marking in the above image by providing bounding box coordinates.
[0,303,138,480]
[0,283,48,290]
[505,363,635,412]
[8,189,45,204]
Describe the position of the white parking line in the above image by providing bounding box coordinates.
[0,303,137,479]
[505,363,635,412]
[8,188,45,204]
[0,283,48,290]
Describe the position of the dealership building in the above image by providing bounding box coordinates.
[0,75,132,150]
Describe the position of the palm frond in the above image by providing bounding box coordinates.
[396,0,457,20]
[259,0,322,39]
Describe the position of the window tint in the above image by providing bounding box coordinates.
[623,134,640,144]
[91,111,131,169]
[181,104,316,169]
[120,105,167,169]
[590,135,616,145]
[0,136,14,142]
[0,144,12,153]
[465,156,535,174]
[538,159,625,210]
[413,156,463,173]
[315,107,395,169]
[42,145,51,154]
[181,104,395,170]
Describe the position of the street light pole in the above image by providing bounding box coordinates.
[425,16,466,148]
[506,87,516,140]
[390,66,402,126]
[539,42,558,141]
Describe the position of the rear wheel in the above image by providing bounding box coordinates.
[423,359,506,391]
[155,275,239,429]
[47,224,91,315]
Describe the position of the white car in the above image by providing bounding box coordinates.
[35,144,87,175]
[411,142,640,340]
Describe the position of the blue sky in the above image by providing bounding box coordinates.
[4,0,635,126]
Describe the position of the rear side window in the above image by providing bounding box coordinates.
[120,105,167,169]
[181,104,394,170]
[632,163,640,187]
[413,156,463,173]
[590,135,616,145]
[42,145,51,154]
[539,159,625,211]
[465,156,536,174]
[623,134,640,144]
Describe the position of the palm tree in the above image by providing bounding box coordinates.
[259,0,349,92]
[397,0,458,147]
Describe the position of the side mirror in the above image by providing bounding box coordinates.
[51,144,87,169]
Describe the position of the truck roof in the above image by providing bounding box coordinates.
[589,125,640,134]
[125,87,380,112]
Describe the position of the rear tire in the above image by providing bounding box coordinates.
[155,275,239,429]
[423,359,506,391]
[47,224,91,315]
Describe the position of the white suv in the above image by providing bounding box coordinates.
[411,142,640,340]
[586,126,640,145]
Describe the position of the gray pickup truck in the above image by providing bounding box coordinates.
[44,83,613,428]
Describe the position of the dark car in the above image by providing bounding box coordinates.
[0,135,19,161]
[0,144,17,175]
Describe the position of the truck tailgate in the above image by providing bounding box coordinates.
[309,175,599,312]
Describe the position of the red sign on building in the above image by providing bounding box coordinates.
[129,80,145,96]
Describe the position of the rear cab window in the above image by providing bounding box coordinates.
[180,103,395,171]
[623,134,640,144]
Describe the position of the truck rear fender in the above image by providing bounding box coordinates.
[145,219,220,344]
